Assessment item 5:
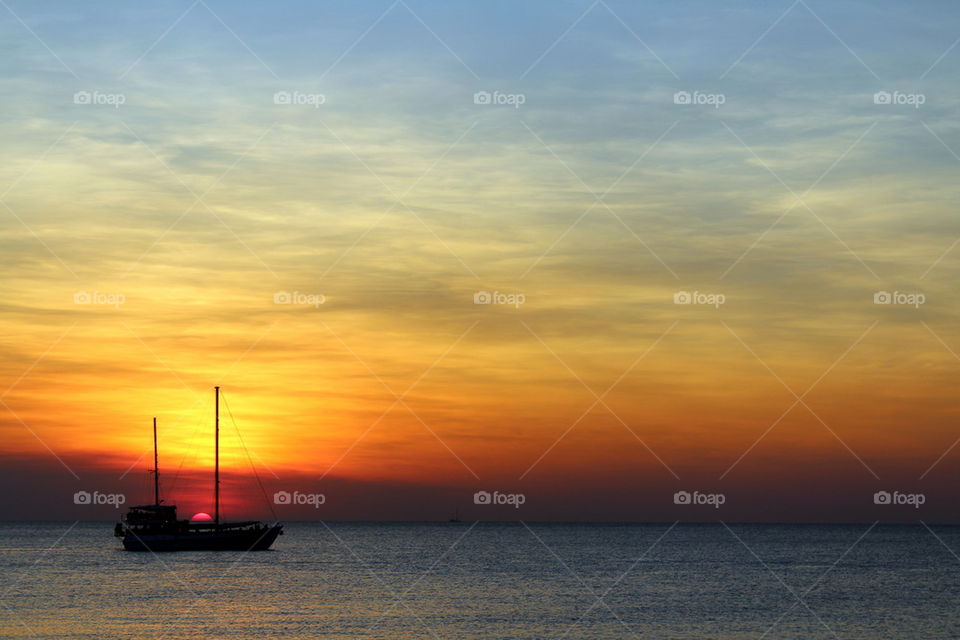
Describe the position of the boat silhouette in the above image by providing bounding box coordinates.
[114,386,283,551]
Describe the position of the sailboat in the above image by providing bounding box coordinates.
[114,386,283,551]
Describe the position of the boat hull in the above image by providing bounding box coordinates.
[122,524,282,552]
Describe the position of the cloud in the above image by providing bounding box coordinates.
[1,0,959,521]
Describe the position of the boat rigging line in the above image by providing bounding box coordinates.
[219,389,278,521]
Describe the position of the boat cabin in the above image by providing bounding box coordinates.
[122,504,178,527]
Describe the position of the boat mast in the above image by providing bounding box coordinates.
[214,386,220,525]
[153,417,159,505]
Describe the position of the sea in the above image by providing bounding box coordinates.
[1,522,958,639]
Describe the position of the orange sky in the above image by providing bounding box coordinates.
[3,301,960,521]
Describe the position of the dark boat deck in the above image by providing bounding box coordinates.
[121,523,283,552]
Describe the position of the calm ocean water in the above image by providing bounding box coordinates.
[1,522,958,639]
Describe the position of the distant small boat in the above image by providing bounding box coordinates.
[448,507,461,523]
[114,387,283,551]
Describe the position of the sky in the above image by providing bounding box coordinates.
[1,0,959,522]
